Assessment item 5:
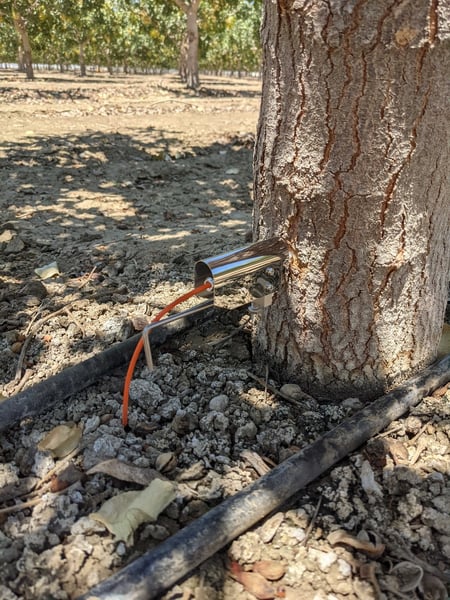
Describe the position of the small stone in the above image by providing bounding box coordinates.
[171,410,198,435]
[70,517,104,536]
[83,415,100,435]
[100,316,132,343]
[235,421,257,441]
[209,394,229,412]
[337,558,352,577]
[116,542,127,556]
[341,397,363,412]
[92,433,123,458]
[280,383,304,400]
[308,548,337,572]
[404,415,423,434]
[31,451,55,478]
[422,507,450,535]
[5,235,25,254]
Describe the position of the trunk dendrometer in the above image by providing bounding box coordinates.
[253,0,450,400]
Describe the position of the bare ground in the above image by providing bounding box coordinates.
[0,72,449,600]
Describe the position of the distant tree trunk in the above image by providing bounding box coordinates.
[179,32,189,82]
[79,41,87,77]
[172,0,201,89]
[12,9,33,80]
[253,0,450,400]
[17,46,25,72]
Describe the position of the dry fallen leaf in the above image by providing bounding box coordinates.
[37,422,82,458]
[252,560,286,581]
[50,463,83,492]
[90,478,176,544]
[87,459,166,485]
[34,261,60,279]
[230,563,278,599]
[390,561,423,592]
[327,529,385,558]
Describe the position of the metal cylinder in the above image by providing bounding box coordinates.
[194,237,288,289]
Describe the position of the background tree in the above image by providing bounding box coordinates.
[0,0,45,79]
[201,0,262,75]
[171,0,201,89]
[253,0,450,400]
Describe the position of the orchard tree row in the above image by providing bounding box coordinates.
[0,0,262,85]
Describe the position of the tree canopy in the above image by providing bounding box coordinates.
[0,0,262,77]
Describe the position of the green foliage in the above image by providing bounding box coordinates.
[0,0,261,73]
[200,0,262,73]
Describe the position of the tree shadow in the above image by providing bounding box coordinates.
[0,126,254,384]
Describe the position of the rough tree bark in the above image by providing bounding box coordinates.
[253,0,450,400]
[12,8,34,80]
[172,0,201,89]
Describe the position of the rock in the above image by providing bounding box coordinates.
[171,410,198,435]
[4,235,25,254]
[308,548,337,572]
[280,383,304,400]
[22,280,48,306]
[421,507,450,535]
[209,394,229,412]
[83,415,100,435]
[229,531,263,563]
[99,316,132,343]
[235,421,257,441]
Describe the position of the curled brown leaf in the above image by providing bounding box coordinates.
[327,529,385,558]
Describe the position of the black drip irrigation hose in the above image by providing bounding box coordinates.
[0,313,204,433]
[77,355,450,600]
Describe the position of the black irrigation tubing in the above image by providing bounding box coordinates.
[0,311,209,433]
[78,355,450,600]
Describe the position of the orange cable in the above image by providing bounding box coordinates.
[122,281,212,426]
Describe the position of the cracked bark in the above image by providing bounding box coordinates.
[253,0,450,400]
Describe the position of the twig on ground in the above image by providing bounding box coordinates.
[65,307,85,336]
[300,494,322,546]
[246,372,306,408]
[240,450,271,477]
[408,422,428,445]
[14,305,71,383]
[0,483,78,516]
[21,447,83,501]
[77,266,97,290]
[375,424,405,438]
[7,368,32,395]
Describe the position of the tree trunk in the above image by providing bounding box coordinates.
[79,41,87,77]
[17,46,25,72]
[253,0,450,400]
[12,10,33,80]
[179,33,189,82]
[173,0,201,89]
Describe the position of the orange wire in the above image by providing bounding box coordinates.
[122,281,212,426]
